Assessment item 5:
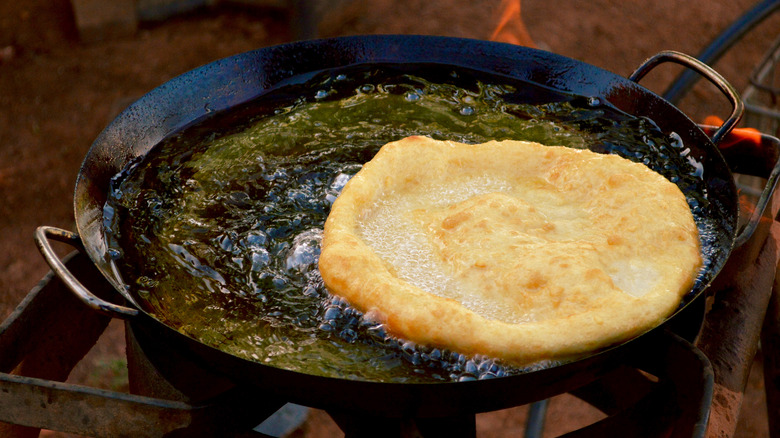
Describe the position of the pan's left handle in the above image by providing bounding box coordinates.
[34,226,139,319]
[629,50,744,146]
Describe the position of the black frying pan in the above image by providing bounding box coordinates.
[34,35,780,418]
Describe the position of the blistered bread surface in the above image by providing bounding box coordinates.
[318,136,702,365]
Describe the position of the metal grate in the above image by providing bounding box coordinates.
[743,34,780,138]
[734,34,780,202]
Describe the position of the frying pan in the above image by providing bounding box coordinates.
[34,35,780,418]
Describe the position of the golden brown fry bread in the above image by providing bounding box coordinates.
[319,136,701,366]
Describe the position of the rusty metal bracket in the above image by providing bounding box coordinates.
[696,170,780,437]
[0,252,279,437]
[762,269,780,438]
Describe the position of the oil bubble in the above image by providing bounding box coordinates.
[459,106,475,116]
[323,306,341,321]
[242,232,267,249]
[285,229,322,273]
[271,277,287,289]
[405,91,421,102]
[250,249,270,271]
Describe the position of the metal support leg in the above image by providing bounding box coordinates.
[523,399,549,438]
[0,252,282,437]
[762,276,780,438]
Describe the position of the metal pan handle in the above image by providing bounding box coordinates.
[34,226,139,320]
[629,50,744,146]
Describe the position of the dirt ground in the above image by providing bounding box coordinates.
[1,0,778,436]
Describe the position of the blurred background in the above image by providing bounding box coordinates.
[1,0,778,436]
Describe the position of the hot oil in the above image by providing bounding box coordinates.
[105,65,714,383]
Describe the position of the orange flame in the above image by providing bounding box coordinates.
[490,0,535,47]
[704,115,763,148]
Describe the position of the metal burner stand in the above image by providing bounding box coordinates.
[0,253,278,437]
[0,136,778,438]
[0,251,721,438]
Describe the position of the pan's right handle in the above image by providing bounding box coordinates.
[34,226,139,320]
[629,50,744,146]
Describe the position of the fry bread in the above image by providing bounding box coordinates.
[319,136,701,365]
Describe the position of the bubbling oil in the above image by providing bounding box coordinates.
[105,65,713,382]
